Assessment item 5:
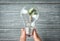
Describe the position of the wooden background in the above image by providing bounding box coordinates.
[0,0,60,41]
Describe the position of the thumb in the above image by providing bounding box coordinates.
[20,28,26,41]
[32,28,42,41]
[32,28,39,39]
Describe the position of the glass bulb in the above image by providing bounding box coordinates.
[20,6,39,37]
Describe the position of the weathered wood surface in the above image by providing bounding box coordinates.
[0,0,60,41]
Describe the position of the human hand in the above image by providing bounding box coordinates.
[20,28,42,41]
[20,28,26,41]
[32,28,42,41]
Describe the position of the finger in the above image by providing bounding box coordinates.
[32,28,38,39]
[32,28,42,41]
[20,28,26,41]
[21,28,26,37]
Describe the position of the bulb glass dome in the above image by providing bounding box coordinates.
[20,6,39,37]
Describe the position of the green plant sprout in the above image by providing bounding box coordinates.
[28,8,37,16]
[28,8,38,23]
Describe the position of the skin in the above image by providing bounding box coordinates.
[20,28,42,41]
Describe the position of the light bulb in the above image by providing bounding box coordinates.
[20,7,39,37]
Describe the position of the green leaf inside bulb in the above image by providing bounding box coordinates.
[28,8,37,16]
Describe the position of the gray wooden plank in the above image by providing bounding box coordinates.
[0,2,60,41]
[0,0,60,3]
